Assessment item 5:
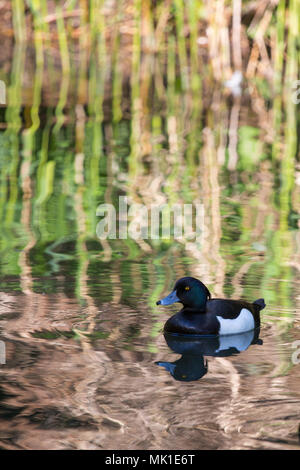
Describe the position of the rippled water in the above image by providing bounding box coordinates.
[1,20,300,448]
[0,256,300,450]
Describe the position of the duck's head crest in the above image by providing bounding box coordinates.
[156,277,211,310]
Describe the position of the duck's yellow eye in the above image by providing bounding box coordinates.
[185,286,190,291]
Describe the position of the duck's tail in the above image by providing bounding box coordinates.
[253,298,266,310]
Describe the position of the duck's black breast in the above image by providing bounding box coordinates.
[164,309,220,335]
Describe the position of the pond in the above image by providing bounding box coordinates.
[0,5,300,449]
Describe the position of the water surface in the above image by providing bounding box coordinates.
[0,14,300,448]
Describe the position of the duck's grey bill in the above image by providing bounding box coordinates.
[156,290,179,306]
[156,362,176,374]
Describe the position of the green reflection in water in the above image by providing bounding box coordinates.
[0,3,299,373]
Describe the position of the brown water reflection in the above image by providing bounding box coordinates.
[0,288,300,450]
[1,0,300,450]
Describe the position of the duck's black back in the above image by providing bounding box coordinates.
[206,298,261,326]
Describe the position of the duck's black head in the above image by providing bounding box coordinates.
[156,277,211,311]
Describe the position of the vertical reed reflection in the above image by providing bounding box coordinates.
[0,1,300,452]
[0,0,299,365]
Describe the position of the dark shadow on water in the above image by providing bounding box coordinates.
[156,328,262,382]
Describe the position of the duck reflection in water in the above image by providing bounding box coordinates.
[156,328,262,382]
